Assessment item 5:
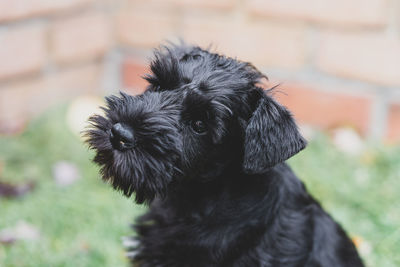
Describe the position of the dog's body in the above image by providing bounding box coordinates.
[133,163,362,267]
[86,44,364,266]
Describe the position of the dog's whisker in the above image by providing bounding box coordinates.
[210,99,233,116]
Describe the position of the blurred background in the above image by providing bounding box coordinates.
[0,0,399,266]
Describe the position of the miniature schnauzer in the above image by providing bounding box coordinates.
[85,44,364,266]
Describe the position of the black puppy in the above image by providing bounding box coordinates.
[86,44,364,266]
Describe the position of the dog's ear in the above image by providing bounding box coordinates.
[242,91,306,174]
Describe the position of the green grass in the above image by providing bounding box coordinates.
[0,106,146,267]
[0,105,399,266]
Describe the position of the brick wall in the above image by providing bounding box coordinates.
[0,0,399,142]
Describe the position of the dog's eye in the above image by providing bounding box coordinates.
[191,120,207,134]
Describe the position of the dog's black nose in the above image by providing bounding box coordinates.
[110,123,135,150]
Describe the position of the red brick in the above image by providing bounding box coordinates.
[0,25,46,81]
[116,3,178,48]
[50,12,111,64]
[387,103,400,142]
[0,0,94,22]
[167,0,234,10]
[247,0,388,27]
[316,32,400,87]
[272,82,373,134]
[0,64,102,134]
[181,17,231,53]
[182,17,306,69]
[122,58,149,95]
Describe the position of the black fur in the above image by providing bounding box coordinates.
[85,44,364,266]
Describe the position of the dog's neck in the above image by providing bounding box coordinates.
[161,163,301,225]
[137,163,315,265]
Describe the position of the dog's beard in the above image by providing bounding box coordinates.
[84,94,182,204]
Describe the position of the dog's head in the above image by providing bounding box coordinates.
[85,44,306,203]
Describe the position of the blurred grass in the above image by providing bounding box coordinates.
[0,106,146,267]
[0,104,399,266]
[289,137,400,267]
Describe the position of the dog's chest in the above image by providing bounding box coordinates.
[134,193,278,266]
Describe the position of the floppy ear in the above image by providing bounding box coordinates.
[242,92,307,174]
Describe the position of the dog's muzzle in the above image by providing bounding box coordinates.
[109,122,135,151]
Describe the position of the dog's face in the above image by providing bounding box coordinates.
[85,44,306,203]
